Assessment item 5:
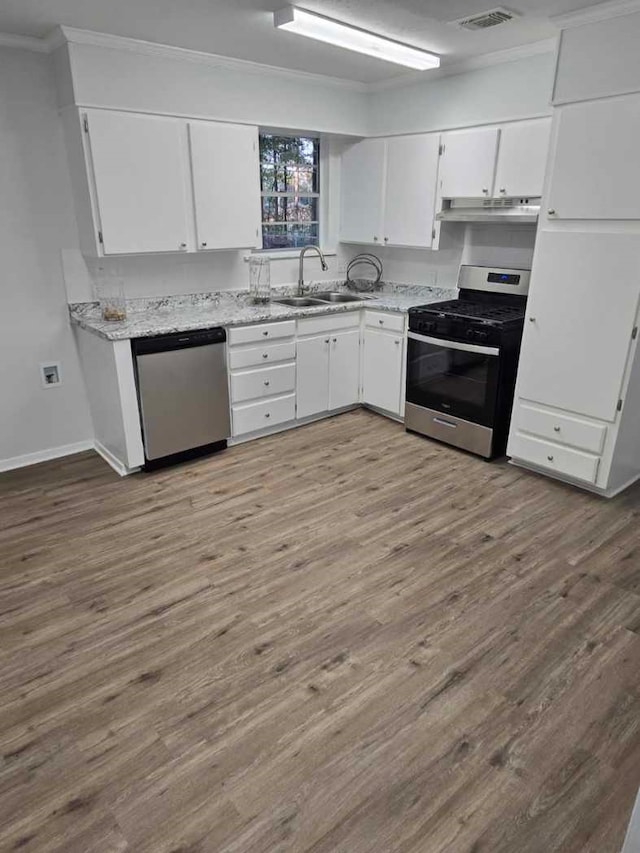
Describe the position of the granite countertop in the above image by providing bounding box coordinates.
[69,280,454,341]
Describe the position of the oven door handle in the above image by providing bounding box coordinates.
[407,331,500,357]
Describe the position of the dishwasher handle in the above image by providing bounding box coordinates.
[132,327,226,355]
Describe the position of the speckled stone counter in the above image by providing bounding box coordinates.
[69,280,454,341]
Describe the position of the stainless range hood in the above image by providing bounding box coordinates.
[436,197,540,224]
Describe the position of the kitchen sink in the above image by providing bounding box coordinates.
[272,297,327,307]
[313,291,374,303]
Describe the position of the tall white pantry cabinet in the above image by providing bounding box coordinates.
[507,12,640,497]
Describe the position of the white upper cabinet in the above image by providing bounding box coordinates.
[340,138,386,245]
[86,110,190,255]
[439,127,500,198]
[383,134,440,248]
[516,231,640,422]
[494,118,551,198]
[189,121,260,250]
[547,95,640,219]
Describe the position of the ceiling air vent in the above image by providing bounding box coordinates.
[453,7,519,30]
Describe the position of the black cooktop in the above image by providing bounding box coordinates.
[414,298,526,323]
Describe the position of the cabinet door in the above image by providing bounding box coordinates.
[329,330,360,410]
[439,127,500,198]
[516,231,640,422]
[340,138,385,244]
[189,122,260,250]
[494,118,551,198]
[86,110,190,255]
[383,135,439,248]
[547,95,640,219]
[362,329,404,415]
[296,336,330,419]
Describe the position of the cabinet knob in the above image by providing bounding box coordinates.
[262,353,268,359]
[324,338,330,343]
[379,319,384,326]
[384,237,389,243]
[394,339,400,345]
[500,188,506,194]
[529,317,536,323]
[264,380,270,386]
[262,330,269,336]
[482,188,489,194]
[548,209,556,216]
[201,241,207,248]
[553,425,560,432]
[332,337,337,343]
[179,242,187,249]
[265,412,271,419]
[547,455,554,462]
[373,236,378,242]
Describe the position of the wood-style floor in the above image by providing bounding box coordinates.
[1,409,640,853]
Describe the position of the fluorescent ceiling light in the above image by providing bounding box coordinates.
[274,6,440,71]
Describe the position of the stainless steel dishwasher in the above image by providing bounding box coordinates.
[132,328,230,469]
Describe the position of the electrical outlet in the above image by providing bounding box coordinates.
[41,363,62,388]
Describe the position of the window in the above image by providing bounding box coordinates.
[259,133,320,250]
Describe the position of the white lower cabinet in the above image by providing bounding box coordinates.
[297,335,330,419]
[232,395,296,436]
[227,312,404,442]
[297,318,361,419]
[329,330,360,410]
[362,320,405,416]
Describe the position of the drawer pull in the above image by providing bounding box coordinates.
[265,412,271,419]
[262,330,269,336]
[262,353,268,359]
[379,319,384,326]
[553,426,560,432]
[434,417,457,429]
[264,380,270,387]
[547,455,554,462]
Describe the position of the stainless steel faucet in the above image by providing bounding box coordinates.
[298,245,328,296]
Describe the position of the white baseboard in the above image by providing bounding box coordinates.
[0,439,94,473]
[93,440,138,477]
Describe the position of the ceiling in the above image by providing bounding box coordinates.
[0,0,608,83]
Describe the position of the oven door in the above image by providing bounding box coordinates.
[406,332,501,427]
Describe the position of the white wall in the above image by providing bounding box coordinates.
[0,47,92,468]
[367,50,555,137]
[60,41,369,136]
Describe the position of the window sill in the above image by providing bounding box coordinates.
[244,249,337,262]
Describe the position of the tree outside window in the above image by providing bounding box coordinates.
[260,134,320,250]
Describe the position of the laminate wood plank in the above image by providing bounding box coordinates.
[1,409,640,852]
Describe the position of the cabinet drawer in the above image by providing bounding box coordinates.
[510,433,600,484]
[518,403,607,454]
[298,312,360,336]
[228,341,295,370]
[232,394,295,436]
[228,320,295,346]
[364,310,404,333]
[230,364,295,404]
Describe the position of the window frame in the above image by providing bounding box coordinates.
[257,130,323,255]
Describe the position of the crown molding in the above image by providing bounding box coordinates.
[551,0,640,28]
[1,23,557,94]
[368,37,557,92]
[51,26,368,92]
[0,31,50,52]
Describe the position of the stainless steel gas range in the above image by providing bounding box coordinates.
[405,265,531,459]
